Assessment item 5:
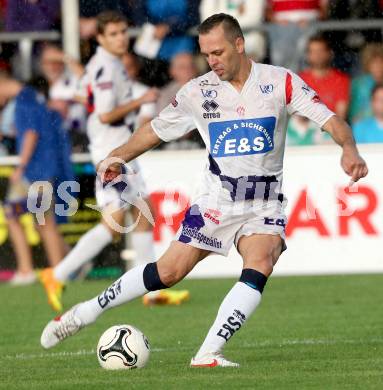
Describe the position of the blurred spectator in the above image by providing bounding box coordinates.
[155,52,202,149]
[266,0,328,71]
[326,1,382,73]
[5,0,60,32]
[0,75,72,285]
[156,52,198,113]
[0,98,16,155]
[353,84,383,143]
[200,0,266,61]
[349,44,383,124]
[132,0,199,62]
[299,34,350,119]
[286,116,330,146]
[122,52,157,127]
[39,44,87,150]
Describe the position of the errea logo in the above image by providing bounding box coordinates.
[202,100,221,119]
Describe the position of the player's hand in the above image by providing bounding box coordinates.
[96,159,124,184]
[140,88,159,104]
[341,146,368,183]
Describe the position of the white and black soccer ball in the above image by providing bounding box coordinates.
[97,325,150,370]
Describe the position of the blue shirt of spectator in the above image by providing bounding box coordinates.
[14,87,60,183]
[132,0,199,61]
[352,117,383,143]
[349,74,375,124]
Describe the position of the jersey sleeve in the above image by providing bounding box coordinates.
[92,66,117,115]
[151,83,195,142]
[286,71,335,127]
[76,71,89,99]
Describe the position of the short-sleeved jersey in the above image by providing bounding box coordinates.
[131,80,156,127]
[79,46,135,164]
[152,62,334,202]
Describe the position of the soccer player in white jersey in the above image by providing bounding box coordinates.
[39,11,189,311]
[41,14,368,367]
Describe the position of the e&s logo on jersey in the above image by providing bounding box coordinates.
[209,117,276,157]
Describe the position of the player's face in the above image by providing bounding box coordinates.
[98,22,129,57]
[199,25,244,81]
[307,41,331,69]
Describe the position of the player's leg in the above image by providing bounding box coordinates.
[7,215,36,285]
[40,241,209,348]
[36,212,66,267]
[4,196,36,285]
[130,200,190,305]
[130,200,156,266]
[192,234,283,367]
[39,206,123,311]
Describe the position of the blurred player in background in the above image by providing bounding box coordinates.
[39,11,189,311]
[121,52,156,127]
[41,14,367,367]
[0,75,71,285]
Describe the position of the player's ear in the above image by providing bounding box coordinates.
[235,37,245,54]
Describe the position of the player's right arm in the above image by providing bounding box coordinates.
[98,83,195,180]
[98,88,158,124]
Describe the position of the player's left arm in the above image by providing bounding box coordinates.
[322,115,368,183]
[286,71,368,183]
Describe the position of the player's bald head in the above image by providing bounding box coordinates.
[198,13,244,44]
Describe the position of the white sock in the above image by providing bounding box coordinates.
[131,231,156,265]
[195,282,262,358]
[75,264,148,325]
[54,224,112,282]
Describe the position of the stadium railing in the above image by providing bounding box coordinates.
[0,18,382,81]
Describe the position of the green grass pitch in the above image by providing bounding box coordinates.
[0,274,382,389]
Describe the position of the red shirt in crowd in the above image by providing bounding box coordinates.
[299,68,350,113]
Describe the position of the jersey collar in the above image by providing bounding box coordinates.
[96,46,120,63]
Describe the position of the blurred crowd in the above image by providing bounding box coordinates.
[1,0,383,157]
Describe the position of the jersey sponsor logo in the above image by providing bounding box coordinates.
[236,106,245,116]
[202,100,221,119]
[301,84,311,95]
[96,81,113,90]
[204,208,221,225]
[199,79,220,87]
[202,100,219,112]
[209,117,276,157]
[259,84,274,94]
[171,96,178,107]
[312,94,321,103]
[201,89,218,98]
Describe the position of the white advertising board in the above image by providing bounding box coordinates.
[138,144,383,277]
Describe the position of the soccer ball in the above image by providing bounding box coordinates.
[97,325,150,370]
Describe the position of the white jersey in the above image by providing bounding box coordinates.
[152,61,334,203]
[79,46,136,164]
[131,81,156,127]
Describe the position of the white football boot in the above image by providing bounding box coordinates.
[190,352,240,368]
[41,305,83,349]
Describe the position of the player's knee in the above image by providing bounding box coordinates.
[157,266,185,287]
[245,254,274,276]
